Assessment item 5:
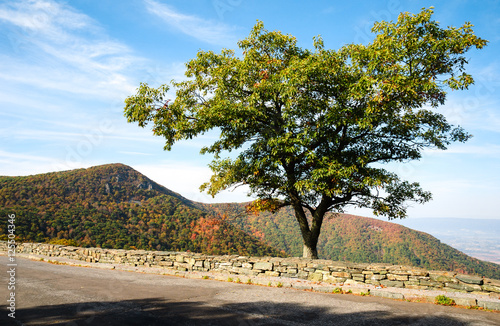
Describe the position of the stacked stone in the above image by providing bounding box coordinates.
[1,241,499,297]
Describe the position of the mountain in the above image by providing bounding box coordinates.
[2,163,499,279]
[200,203,500,279]
[0,163,283,257]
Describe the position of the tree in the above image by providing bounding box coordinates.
[124,8,487,258]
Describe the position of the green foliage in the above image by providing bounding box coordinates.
[435,295,455,306]
[333,287,342,294]
[0,164,283,257]
[124,8,487,258]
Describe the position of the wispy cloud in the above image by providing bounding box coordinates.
[425,144,500,157]
[0,0,142,99]
[144,0,239,46]
[0,149,55,163]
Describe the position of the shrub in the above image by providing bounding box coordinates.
[435,295,455,306]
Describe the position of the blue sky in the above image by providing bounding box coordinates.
[1,0,499,220]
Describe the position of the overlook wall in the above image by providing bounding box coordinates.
[3,241,500,300]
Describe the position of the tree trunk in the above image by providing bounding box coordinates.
[303,242,318,259]
[291,195,331,260]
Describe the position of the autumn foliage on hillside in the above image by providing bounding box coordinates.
[201,203,500,279]
[2,163,498,279]
[0,164,282,257]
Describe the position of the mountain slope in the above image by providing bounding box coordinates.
[0,163,283,257]
[2,163,499,279]
[200,203,500,279]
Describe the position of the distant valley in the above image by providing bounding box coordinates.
[1,163,499,279]
[393,218,500,264]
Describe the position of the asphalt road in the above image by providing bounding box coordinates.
[1,256,499,325]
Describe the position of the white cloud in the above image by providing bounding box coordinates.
[0,0,141,100]
[144,0,239,46]
[0,0,93,34]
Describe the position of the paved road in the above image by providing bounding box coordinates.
[1,256,499,325]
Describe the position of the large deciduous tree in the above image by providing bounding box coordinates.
[124,8,487,258]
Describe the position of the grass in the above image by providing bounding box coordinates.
[332,287,342,294]
[276,282,283,288]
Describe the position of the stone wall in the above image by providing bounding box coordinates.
[2,241,500,297]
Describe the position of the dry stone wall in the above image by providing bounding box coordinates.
[3,241,500,298]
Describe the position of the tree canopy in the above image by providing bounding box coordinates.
[124,8,487,258]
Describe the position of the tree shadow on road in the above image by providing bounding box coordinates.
[0,298,488,326]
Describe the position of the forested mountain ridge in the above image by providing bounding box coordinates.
[2,163,499,279]
[201,203,500,279]
[0,163,283,256]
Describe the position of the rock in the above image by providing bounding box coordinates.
[455,274,483,285]
[489,292,500,300]
[323,275,346,283]
[408,269,428,276]
[292,284,313,290]
[370,274,387,281]
[429,273,455,283]
[308,272,323,282]
[452,297,477,307]
[379,280,404,288]
[365,280,380,286]
[313,286,333,293]
[281,261,297,268]
[484,278,500,287]
[332,271,351,278]
[482,284,500,293]
[477,300,500,311]
[419,279,443,288]
[387,274,408,281]
[253,261,273,271]
[344,279,362,285]
[445,282,482,292]
[265,271,280,277]
[371,290,404,300]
